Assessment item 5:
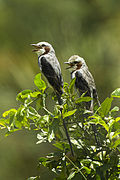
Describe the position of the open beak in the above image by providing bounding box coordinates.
[30,44,41,52]
[64,62,73,69]
[64,62,70,64]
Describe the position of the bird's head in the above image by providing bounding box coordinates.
[64,55,86,72]
[31,41,55,56]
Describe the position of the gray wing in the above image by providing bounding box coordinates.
[75,70,91,97]
[80,66,96,90]
[40,56,63,95]
[75,68,100,106]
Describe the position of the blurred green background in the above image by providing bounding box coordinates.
[0,0,120,179]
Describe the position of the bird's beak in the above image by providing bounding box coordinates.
[64,62,70,64]
[64,62,72,69]
[30,44,42,52]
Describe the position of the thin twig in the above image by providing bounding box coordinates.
[65,155,87,180]
[43,107,54,117]
[60,109,74,157]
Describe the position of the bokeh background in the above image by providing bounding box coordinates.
[0,0,120,179]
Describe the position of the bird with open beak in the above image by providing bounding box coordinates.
[65,55,100,111]
[31,41,63,105]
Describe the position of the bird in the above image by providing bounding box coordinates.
[64,55,100,111]
[31,41,63,105]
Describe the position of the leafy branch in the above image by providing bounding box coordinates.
[1,74,120,179]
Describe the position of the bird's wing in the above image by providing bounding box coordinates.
[76,68,99,102]
[40,56,63,95]
[75,70,91,96]
[75,70,92,109]
[80,67,96,89]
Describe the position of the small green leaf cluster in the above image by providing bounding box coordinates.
[1,74,120,179]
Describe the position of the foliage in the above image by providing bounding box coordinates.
[1,73,120,179]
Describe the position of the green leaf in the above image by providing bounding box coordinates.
[27,177,38,180]
[115,117,120,122]
[2,109,17,118]
[0,118,9,127]
[28,106,40,119]
[69,77,76,94]
[111,88,120,98]
[30,91,41,97]
[81,166,91,174]
[112,131,120,139]
[98,97,113,117]
[63,109,77,119]
[15,106,26,123]
[109,117,120,133]
[111,106,119,113]
[5,129,20,136]
[99,119,109,132]
[43,115,49,122]
[39,157,48,167]
[89,116,109,131]
[53,142,64,150]
[34,73,46,91]
[113,138,120,148]
[67,171,76,180]
[37,134,47,144]
[48,130,55,142]
[16,89,32,101]
[71,138,82,148]
[75,96,92,104]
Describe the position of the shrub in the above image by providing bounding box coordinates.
[1,73,120,179]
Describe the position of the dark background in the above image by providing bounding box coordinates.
[0,0,120,179]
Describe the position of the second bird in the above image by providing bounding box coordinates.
[31,42,63,105]
[65,55,100,111]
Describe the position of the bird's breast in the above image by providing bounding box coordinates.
[38,56,42,71]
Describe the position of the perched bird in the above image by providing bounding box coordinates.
[65,55,100,111]
[31,42,63,105]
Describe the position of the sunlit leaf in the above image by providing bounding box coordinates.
[36,134,47,144]
[39,157,48,163]
[112,131,120,139]
[113,138,120,148]
[5,129,20,136]
[111,106,119,113]
[75,97,92,104]
[27,106,40,119]
[34,73,46,91]
[69,77,76,94]
[71,138,81,148]
[53,142,64,150]
[2,109,17,118]
[109,117,120,131]
[98,97,113,117]
[115,117,120,122]
[15,106,28,127]
[67,171,76,180]
[27,177,38,180]
[0,118,9,127]
[81,166,91,174]
[16,89,32,101]
[43,115,49,122]
[48,130,55,142]
[89,116,109,131]
[30,91,41,97]
[63,109,77,119]
[111,88,120,98]
[99,119,109,132]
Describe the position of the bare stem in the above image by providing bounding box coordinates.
[60,109,74,157]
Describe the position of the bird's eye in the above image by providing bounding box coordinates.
[41,44,46,47]
[74,61,78,64]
